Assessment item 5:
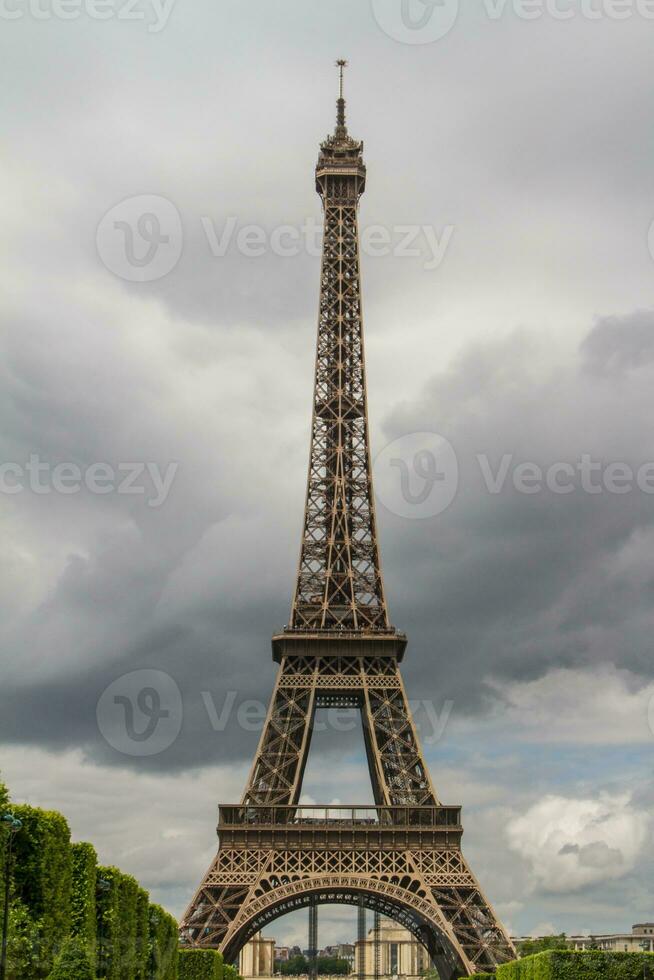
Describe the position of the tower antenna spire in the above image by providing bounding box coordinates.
[335,58,348,135]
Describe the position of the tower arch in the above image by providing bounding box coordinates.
[220,876,468,980]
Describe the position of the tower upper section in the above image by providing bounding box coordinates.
[275,63,405,661]
[315,61,367,202]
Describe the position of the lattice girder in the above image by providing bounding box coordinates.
[290,183,388,633]
[181,654,515,975]
[181,76,514,979]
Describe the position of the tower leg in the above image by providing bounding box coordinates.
[308,899,318,980]
[373,912,380,980]
[358,899,366,980]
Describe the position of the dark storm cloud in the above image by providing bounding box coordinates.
[384,311,654,709]
[581,309,654,376]
[2,0,654,785]
[2,308,654,770]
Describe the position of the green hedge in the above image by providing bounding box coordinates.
[135,887,150,980]
[149,903,179,980]
[3,898,42,979]
[71,843,97,960]
[458,974,494,979]
[0,779,178,980]
[179,948,224,980]
[11,804,72,977]
[46,937,95,980]
[96,865,149,980]
[223,964,240,980]
[119,872,140,979]
[0,778,10,918]
[497,950,654,980]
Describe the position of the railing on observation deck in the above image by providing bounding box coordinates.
[217,804,462,829]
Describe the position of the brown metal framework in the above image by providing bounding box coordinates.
[180,64,515,979]
[291,80,387,634]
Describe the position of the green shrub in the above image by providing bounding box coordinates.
[458,974,494,979]
[497,950,654,980]
[135,887,149,980]
[0,779,11,922]
[96,865,145,980]
[179,948,223,980]
[3,898,42,980]
[11,805,72,977]
[0,779,180,980]
[47,936,95,980]
[149,903,179,980]
[223,964,240,980]
[71,843,97,960]
[120,872,140,978]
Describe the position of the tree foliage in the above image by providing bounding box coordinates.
[46,937,96,980]
[11,804,72,977]
[277,955,350,975]
[178,948,224,979]
[3,899,42,980]
[0,776,10,920]
[0,778,179,980]
[149,903,179,980]
[71,842,98,960]
[497,950,654,980]
[96,865,151,980]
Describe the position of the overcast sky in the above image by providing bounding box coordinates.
[1,0,654,950]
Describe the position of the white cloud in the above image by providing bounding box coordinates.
[485,666,654,745]
[529,922,557,939]
[506,793,650,893]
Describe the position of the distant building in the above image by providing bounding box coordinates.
[356,917,430,979]
[570,924,654,953]
[275,947,291,962]
[322,943,355,967]
[511,924,654,956]
[240,933,276,979]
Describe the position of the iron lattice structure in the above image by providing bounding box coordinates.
[180,64,515,979]
[291,100,387,633]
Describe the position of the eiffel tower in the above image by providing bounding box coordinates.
[180,62,515,978]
